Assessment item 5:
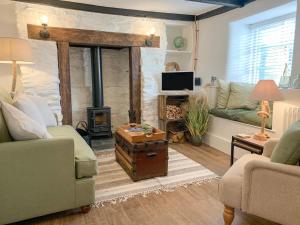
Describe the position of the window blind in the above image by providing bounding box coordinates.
[232,13,296,84]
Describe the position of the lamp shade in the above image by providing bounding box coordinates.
[0,37,32,64]
[250,80,283,101]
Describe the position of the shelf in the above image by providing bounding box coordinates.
[159,118,185,123]
[166,118,185,122]
[166,50,192,54]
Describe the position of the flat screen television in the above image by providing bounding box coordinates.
[162,71,194,91]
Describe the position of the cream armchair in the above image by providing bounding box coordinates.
[219,139,300,225]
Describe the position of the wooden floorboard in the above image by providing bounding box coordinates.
[16,143,278,225]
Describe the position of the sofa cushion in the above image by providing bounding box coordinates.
[216,79,230,108]
[1,101,52,141]
[48,125,98,178]
[271,121,300,165]
[227,82,258,110]
[0,88,12,143]
[234,110,272,129]
[219,154,270,208]
[28,95,57,127]
[210,108,272,129]
[13,93,46,126]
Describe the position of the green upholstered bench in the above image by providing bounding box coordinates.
[211,80,273,129]
[210,108,272,129]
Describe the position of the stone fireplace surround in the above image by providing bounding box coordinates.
[70,47,130,131]
[70,47,130,134]
[14,1,174,128]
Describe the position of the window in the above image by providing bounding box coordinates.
[248,14,296,84]
[229,13,296,84]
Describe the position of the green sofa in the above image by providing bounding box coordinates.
[0,89,98,225]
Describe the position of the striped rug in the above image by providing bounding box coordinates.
[94,148,218,207]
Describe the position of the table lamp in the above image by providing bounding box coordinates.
[250,80,283,141]
[0,37,32,96]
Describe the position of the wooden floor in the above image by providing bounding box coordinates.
[17,143,278,225]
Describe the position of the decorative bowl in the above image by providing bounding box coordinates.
[173,36,185,50]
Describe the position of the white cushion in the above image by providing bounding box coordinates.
[13,94,45,126]
[28,95,57,127]
[0,101,51,141]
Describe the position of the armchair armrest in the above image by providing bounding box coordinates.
[262,138,280,157]
[242,160,300,225]
[0,138,76,224]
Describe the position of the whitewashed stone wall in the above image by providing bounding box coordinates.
[69,47,92,127]
[69,47,130,130]
[102,48,130,131]
[13,2,169,127]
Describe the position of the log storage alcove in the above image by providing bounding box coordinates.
[27,24,160,125]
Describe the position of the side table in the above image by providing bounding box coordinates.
[230,135,267,166]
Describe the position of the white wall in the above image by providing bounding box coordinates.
[196,0,295,86]
[0,0,18,92]
[292,0,300,76]
[0,1,180,126]
[197,0,300,156]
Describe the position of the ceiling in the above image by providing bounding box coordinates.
[62,0,221,15]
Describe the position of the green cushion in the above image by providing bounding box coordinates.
[235,110,272,129]
[48,125,98,178]
[210,108,272,129]
[227,82,258,110]
[271,121,300,165]
[216,79,230,108]
[0,88,12,143]
[210,108,244,120]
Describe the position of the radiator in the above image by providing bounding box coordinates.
[283,104,300,131]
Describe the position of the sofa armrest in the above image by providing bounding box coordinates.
[262,138,280,157]
[0,138,76,224]
[0,138,73,152]
[242,160,300,225]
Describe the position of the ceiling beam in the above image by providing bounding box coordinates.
[196,6,235,20]
[187,0,243,8]
[196,0,256,20]
[14,0,256,22]
[13,0,195,21]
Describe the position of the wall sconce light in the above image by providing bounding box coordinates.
[145,27,156,47]
[39,15,50,39]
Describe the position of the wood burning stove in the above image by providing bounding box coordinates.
[87,47,112,138]
[87,107,112,137]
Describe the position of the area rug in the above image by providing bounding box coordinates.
[93,148,218,207]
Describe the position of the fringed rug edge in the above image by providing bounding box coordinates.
[92,175,220,208]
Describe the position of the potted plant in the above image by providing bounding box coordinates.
[185,91,210,146]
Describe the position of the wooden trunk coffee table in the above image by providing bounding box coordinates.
[115,124,168,181]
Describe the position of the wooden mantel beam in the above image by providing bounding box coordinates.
[27,24,160,48]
